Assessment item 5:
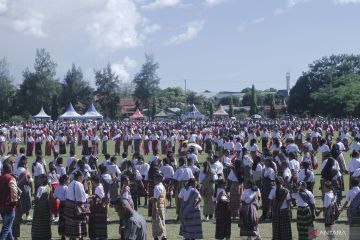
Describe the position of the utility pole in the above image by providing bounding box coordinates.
[184,79,187,106]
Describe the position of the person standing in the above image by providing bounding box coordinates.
[215,179,231,240]
[239,179,261,239]
[199,161,217,221]
[0,163,18,240]
[152,174,167,240]
[31,174,52,240]
[269,176,292,240]
[117,197,147,240]
[179,178,203,240]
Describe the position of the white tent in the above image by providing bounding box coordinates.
[58,103,82,120]
[82,103,103,120]
[181,104,205,120]
[32,107,51,120]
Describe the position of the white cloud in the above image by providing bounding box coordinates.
[335,0,360,4]
[143,23,161,34]
[205,0,226,7]
[0,0,8,14]
[87,0,144,51]
[164,20,205,46]
[111,57,137,82]
[237,23,246,32]
[273,8,286,16]
[252,17,265,24]
[12,11,46,37]
[142,0,181,10]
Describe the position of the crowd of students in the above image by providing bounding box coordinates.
[0,119,360,239]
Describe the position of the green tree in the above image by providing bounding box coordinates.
[250,84,258,115]
[95,64,121,119]
[208,101,214,119]
[219,96,240,106]
[61,64,94,113]
[269,94,276,119]
[133,54,160,111]
[289,54,360,114]
[151,96,157,120]
[51,95,59,120]
[0,58,16,120]
[18,49,61,116]
[229,97,234,118]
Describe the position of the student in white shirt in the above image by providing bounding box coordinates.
[151,174,167,240]
[66,171,88,203]
[348,150,360,176]
[341,179,360,212]
[55,157,66,177]
[160,158,174,207]
[288,152,300,174]
[321,157,343,206]
[106,156,121,179]
[297,162,315,192]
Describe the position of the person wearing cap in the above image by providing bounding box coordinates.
[0,162,18,240]
[151,173,167,240]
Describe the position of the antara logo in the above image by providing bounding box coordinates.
[308,228,318,238]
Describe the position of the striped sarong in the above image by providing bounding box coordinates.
[272,208,292,240]
[58,201,66,236]
[31,186,51,240]
[64,200,88,238]
[229,181,243,218]
[297,206,314,240]
[179,189,203,239]
[175,181,188,216]
[89,198,108,239]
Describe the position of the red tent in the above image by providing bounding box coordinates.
[130,108,144,119]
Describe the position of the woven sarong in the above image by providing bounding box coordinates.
[64,200,88,238]
[89,198,107,239]
[297,206,314,240]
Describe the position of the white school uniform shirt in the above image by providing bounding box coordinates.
[286,143,299,154]
[173,166,194,181]
[268,187,291,209]
[283,168,292,180]
[66,157,75,167]
[348,158,360,173]
[352,168,360,177]
[178,187,200,202]
[95,184,105,199]
[136,163,150,178]
[248,144,259,152]
[261,132,269,139]
[351,141,360,152]
[271,131,282,139]
[242,155,253,167]
[319,144,330,153]
[291,190,315,207]
[199,172,217,184]
[154,182,165,198]
[321,159,340,172]
[36,186,48,198]
[210,161,224,175]
[55,165,66,177]
[221,156,231,167]
[323,191,335,208]
[223,142,234,151]
[241,188,260,204]
[187,153,199,163]
[297,169,315,183]
[54,185,68,201]
[66,180,88,203]
[33,162,45,176]
[48,172,59,185]
[271,143,282,152]
[101,173,114,184]
[15,154,25,168]
[106,164,122,176]
[0,135,6,143]
[235,142,243,152]
[263,167,276,181]
[346,186,360,202]
[289,159,300,173]
[303,141,314,151]
[227,169,239,182]
[13,167,26,178]
[159,165,174,179]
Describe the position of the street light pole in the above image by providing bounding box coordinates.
[184,79,187,106]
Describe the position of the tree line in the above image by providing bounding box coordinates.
[0,48,282,121]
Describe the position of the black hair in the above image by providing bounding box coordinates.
[185,178,196,190]
[57,157,63,165]
[321,157,335,181]
[59,174,69,185]
[104,153,110,159]
[351,179,359,187]
[2,162,12,174]
[122,152,128,158]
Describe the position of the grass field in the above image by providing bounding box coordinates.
[0,139,353,240]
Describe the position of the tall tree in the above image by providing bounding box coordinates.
[61,64,94,113]
[229,96,234,118]
[133,54,160,111]
[289,54,360,114]
[250,84,258,115]
[95,64,121,119]
[151,96,157,120]
[208,101,214,119]
[269,94,276,119]
[18,49,60,116]
[0,58,16,120]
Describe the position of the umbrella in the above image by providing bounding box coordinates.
[187,143,203,151]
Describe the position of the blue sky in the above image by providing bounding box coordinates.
[0,0,360,92]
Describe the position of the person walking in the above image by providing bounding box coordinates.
[0,163,18,240]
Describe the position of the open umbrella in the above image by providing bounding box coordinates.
[187,143,203,151]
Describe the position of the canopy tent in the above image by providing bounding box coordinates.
[213,105,229,117]
[181,104,205,120]
[82,103,103,120]
[32,107,51,120]
[130,108,145,119]
[154,110,169,119]
[58,103,82,120]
